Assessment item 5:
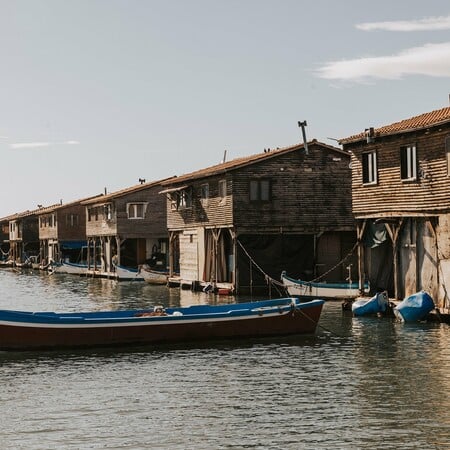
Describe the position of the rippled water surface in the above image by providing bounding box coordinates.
[0,269,449,449]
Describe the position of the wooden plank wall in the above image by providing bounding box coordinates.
[233,143,354,233]
[346,126,450,217]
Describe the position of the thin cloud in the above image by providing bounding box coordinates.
[317,42,450,82]
[10,140,80,149]
[10,142,51,149]
[357,15,450,32]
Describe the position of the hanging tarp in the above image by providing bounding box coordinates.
[364,221,387,248]
[60,241,87,250]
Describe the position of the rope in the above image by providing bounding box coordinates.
[436,245,450,311]
[237,239,359,296]
[308,241,358,283]
[295,305,345,338]
[237,240,287,296]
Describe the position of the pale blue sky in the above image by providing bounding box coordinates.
[1,0,449,217]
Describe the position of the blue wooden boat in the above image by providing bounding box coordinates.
[282,271,369,299]
[352,291,389,317]
[0,298,324,351]
[393,291,435,322]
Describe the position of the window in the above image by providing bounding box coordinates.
[178,189,192,209]
[200,184,209,201]
[200,184,209,206]
[218,180,227,199]
[362,151,377,184]
[400,145,417,181]
[446,135,450,176]
[127,203,147,219]
[87,207,99,221]
[249,179,271,202]
[66,214,79,227]
[104,204,113,220]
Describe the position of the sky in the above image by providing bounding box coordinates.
[1,0,449,217]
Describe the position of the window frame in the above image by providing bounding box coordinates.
[249,179,272,202]
[362,151,378,185]
[66,214,79,227]
[218,179,227,200]
[400,144,417,182]
[127,202,148,219]
[200,183,209,206]
[446,135,450,177]
[177,188,192,209]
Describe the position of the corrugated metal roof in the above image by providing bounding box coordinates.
[160,140,346,186]
[340,106,450,144]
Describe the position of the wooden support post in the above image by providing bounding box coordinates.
[357,220,367,294]
[385,219,404,300]
[168,232,175,277]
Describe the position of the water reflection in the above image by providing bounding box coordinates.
[0,270,449,449]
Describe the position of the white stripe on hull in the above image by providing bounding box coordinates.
[0,309,297,329]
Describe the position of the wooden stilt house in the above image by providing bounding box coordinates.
[0,214,14,264]
[36,195,103,266]
[160,140,356,294]
[81,178,173,279]
[7,208,52,266]
[340,106,450,311]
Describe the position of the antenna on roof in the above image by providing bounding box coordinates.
[139,178,146,184]
[298,121,309,155]
[222,150,227,163]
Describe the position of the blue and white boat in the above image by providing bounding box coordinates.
[352,291,389,317]
[281,271,369,300]
[0,297,325,351]
[394,291,435,322]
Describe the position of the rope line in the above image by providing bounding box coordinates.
[308,241,358,283]
[236,240,286,296]
[237,239,359,291]
[296,308,345,337]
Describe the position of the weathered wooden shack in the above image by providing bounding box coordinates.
[36,195,103,265]
[0,215,13,261]
[340,106,450,310]
[81,179,172,278]
[160,140,356,294]
[7,208,47,265]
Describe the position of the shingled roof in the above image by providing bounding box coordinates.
[81,177,176,205]
[160,140,346,186]
[340,106,450,145]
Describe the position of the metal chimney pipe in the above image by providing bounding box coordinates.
[298,121,309,155]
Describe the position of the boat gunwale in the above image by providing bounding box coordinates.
[281,272,368,290]
[0,298,325,327]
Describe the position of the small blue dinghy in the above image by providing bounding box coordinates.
[393,291,435,322]
[352,291,389,317]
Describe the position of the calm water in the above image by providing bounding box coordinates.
[0,269,449,449]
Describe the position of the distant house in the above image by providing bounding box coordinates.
[0,214,14,262]
[36,195,103,265]
[7,208,49,265]
[81,179,172,278]
[340,106,450,309]
[160,140,356,294]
